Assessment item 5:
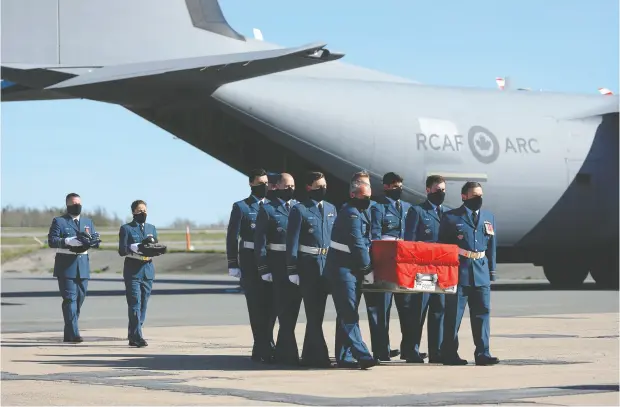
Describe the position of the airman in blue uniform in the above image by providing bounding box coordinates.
[404,175,447,363]
[226,168,276,363]
[118,199,161,347]
[367,172,412,361]
[286,171,337,367]
[47,193,101,343]
[325,170,378,370]
[439,181,499,366]
[255,173,301,365]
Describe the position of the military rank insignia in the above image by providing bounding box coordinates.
[484,221,494,235]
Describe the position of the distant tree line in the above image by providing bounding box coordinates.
[1,205,124,228]
[167,217,227,229]
[1,206,228,229]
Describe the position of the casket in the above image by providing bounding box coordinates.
[363,240,459,294]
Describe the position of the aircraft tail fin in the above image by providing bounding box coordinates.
[1,0,254,69]
[1,0,272,101]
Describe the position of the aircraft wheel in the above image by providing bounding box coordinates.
[543,260,589,288]
[589,252,619,290]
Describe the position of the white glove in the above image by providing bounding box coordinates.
[228,268,242,278]
[288,274,300,285]
[261,273,273,282]
[363,271,375,284]
[64,237,83,247]
[130,243,140,253]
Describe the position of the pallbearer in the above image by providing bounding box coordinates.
[439,181,499,366]
[254,173,300,365]
[286,171,337,367]
[404,175,447,363]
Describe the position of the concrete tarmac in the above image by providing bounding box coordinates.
[1,268,618,405]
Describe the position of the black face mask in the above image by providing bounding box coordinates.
[251,183,268,199]
[67,204,82,216]
[308,186,327,202]
[385,187,402,201]
[133,212,147,224]
[351,196,371,211]
[266,189,278,201]
[428,190,445,206]
[278,187,295,202]
[463,196,483,212]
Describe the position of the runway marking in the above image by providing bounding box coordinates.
[1,370,617,406]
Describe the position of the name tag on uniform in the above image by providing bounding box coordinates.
[386,213,394,217]
[484,221,494,235]
[328,213,335,217]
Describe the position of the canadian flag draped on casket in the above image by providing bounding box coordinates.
[365,240,460,294]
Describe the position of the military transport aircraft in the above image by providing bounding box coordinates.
[2,0,618,289]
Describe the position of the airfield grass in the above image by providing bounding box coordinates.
[1,231,226,246]
[1,246,41,264]
[0,245,226,265]
[1,228,227,262]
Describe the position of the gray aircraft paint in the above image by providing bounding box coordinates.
[213,77,612,245]
[1,0,618,274]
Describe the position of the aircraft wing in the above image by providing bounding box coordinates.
[24,42,343,106]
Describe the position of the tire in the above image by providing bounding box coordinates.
[590,252,619,290]
[543,261,589,288]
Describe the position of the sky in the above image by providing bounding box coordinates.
[1,0,618,227]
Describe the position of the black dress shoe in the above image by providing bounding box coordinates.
[475,355,500,366]
[129,338,148,347]
[336,361,360,369]
[64,336,83,343]
[359,357,378,370]
[428,355,443,364]
[389,349,400,358]
[405,354,425,364]
[420,352,428,359]
[443,356,468,365]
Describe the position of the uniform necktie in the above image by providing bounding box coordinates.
[285,202,290,211]
[395,200,401,214]
[140,223,145,233]
[74,218,79,229]
[472,211,479,226]
[318,202,324,217]
[436,206,441,219]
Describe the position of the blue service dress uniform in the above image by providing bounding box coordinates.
[226,195,276,361]
[255,198,300,365]
[47,214,98,340]
[325,202,375,367]
[439,205,496,363]
[118,221,158,341]
[404,200,446,362]
[367,195,413,360]
[286,198,337,367]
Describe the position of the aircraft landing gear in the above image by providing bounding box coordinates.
[589,249,619,290]
[543,258,589,288]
